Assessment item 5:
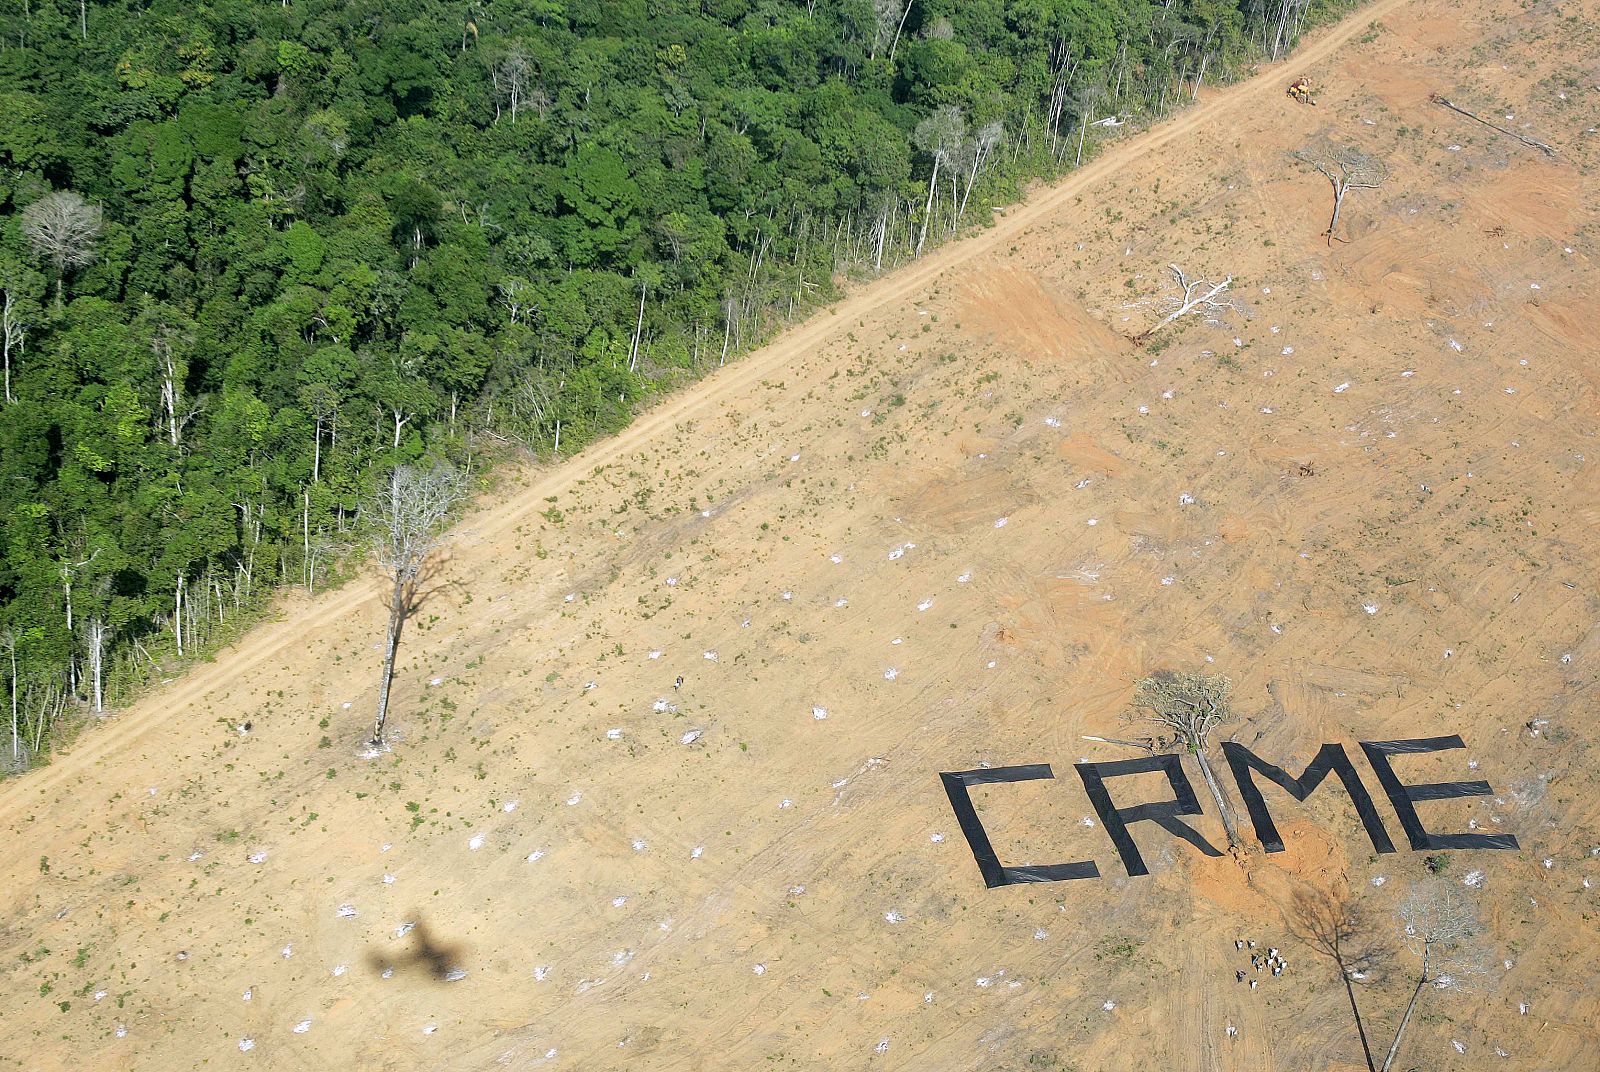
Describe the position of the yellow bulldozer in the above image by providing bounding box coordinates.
[1287,77,1316,106]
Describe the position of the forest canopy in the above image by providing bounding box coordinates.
[0,0,1345,768]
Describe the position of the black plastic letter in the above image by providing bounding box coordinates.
[1222,742,1396,854]
[939,765,1101,888]
[1073,754,1223,877]
[1358,736,1519,851]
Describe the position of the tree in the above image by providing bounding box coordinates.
[1289,883,1391,1072]
[368,463,465,748]
[143,311,196,448]
[956,121,1004,226]
[913,106,964,257]
[20,191,103,307]
[872,0,915,64]
[83,614,110,715]
[1127,670,1240,846]
[1,264,41,403]
[1071,77,1108,167]
[1380,882,1487,1071]
[1293,141,1388,244]
[1135,263,1241,340]
[490,44,536,125]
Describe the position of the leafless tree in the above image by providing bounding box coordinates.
[489,44,535,125]
[1269,0,1312,59]
[1127,670,1240,846]
[871,0,915,63]
[1380,882,1488,1071]
[150,318,195,447]
[956,121,1004,226]
[498,277,534,326]
[1289,883,1391,1072]
[20,191,102,307]
[1294,141,1388,245]
[913,106,965,257]
[2,281,25,404]
[5,629,19,768]
[1071,77,1108,167]
[1135,263,1241,340]
[368,464,465,747]
[298,382,339,483]
[83,615,110,714]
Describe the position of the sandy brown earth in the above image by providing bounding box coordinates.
[5,0,1600,1068]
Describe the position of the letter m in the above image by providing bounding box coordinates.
[1221,742,1396,854]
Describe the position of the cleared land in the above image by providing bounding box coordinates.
[4,0,1599,1067]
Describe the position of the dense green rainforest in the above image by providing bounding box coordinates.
[0,0,1347,768]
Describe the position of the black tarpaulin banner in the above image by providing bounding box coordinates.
[939,765,1101,888]
[1073,754,1222,877]
[1358,736,1520,851]
[1222,741,1397,855]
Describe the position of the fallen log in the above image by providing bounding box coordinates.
[1429,93,1557,157]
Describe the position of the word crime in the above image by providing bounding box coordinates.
[940,735,1519,888]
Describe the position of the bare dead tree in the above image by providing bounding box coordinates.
[956,121,1004,226]
[150,319,194,448]
[1289,884,1391,1072]
[1071,77,1108,167]
[489,44,535,125]
[1380,882,1488,1071]
[83,615,110,714]
[1134,263,1240,340]
[498,277,534,326]
[870,0,914,64]
[1127,670,1240,846]
[298,382,339,483]
[368,463,465,747]
[913,106,965,257]
[19,190,102,307]
[1293,141,1388,245]
[2,279,26,404]
[5,629,19,768]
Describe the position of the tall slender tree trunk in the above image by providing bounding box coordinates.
[1381,956,1430,1072]
[1340,966,1378,1072]
[174,574,184,656]
[2,286,18,404]
[629,280,646,373]
[1076,110,1091,167]
[8,637,18,765]
[302,489,312,589]
[887,0,913,65]
[86,619,106,714]
[61,572,75,694]
[372,577,406,745]
[958,139,991,224]
[1193,745,1240,846]
[1326,184,1348,243]
[720,299,733,365]
[916,154,941,257]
